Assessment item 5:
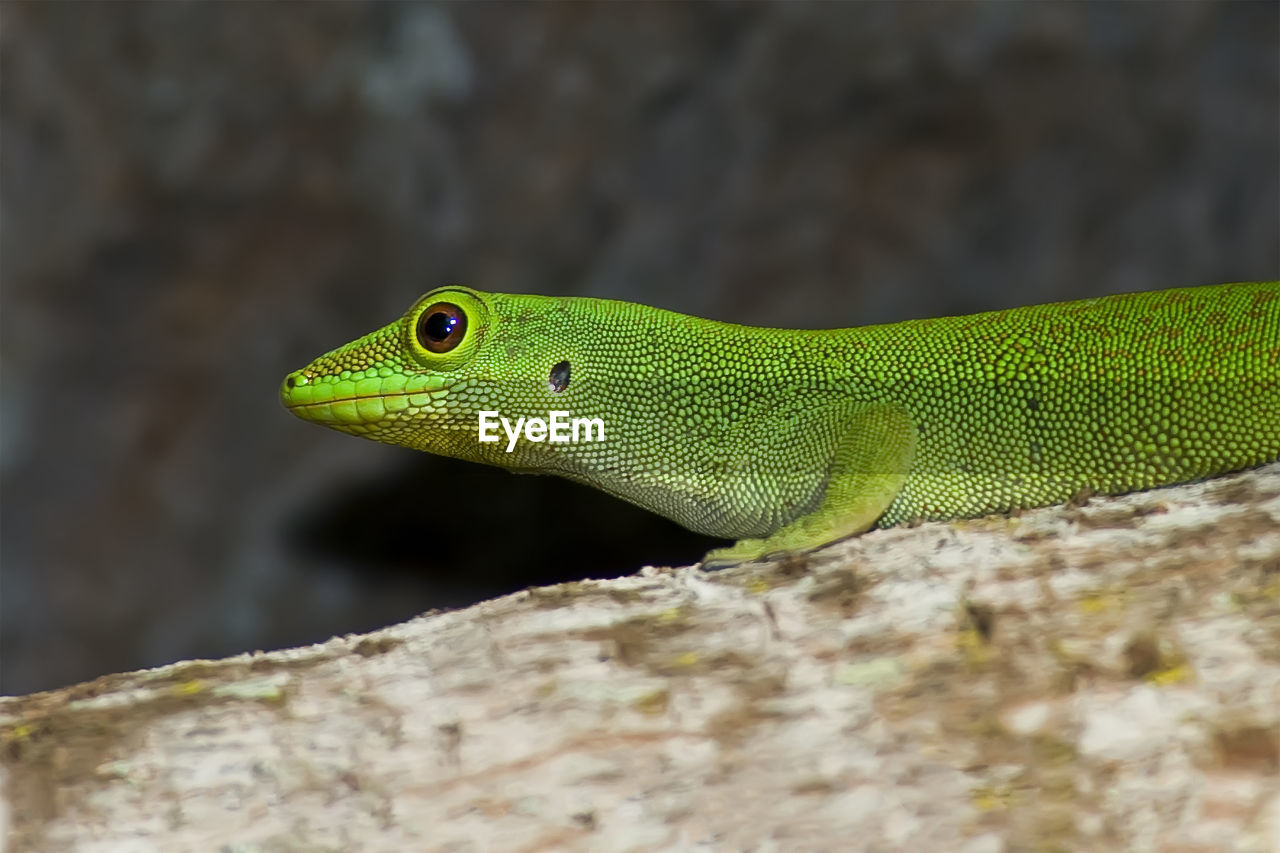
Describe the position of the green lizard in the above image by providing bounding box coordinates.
[282,282,1280,565]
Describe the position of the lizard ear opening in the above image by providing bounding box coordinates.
[548,360,571,393]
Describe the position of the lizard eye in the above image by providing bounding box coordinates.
[416,303,467,353]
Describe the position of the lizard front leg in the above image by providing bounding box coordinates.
[702,402,917,568]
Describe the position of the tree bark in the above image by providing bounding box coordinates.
[4,464,1279,852]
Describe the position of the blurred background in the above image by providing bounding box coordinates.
[2,2,1276,695]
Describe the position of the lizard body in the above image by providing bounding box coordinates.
[283,282,1279,564]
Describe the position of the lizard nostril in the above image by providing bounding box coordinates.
[284,371,311,390]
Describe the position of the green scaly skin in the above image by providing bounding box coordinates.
[282,282,1280,565]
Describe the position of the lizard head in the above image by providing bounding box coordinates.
[281,286,594,463]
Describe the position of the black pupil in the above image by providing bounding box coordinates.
[425,311,458,341]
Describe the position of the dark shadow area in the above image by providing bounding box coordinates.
[286,456,724,605]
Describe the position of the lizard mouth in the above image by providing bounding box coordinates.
[282,394,376,410]
[280,366,463,427]
[281,386,432,427]
[283,396,364,414]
